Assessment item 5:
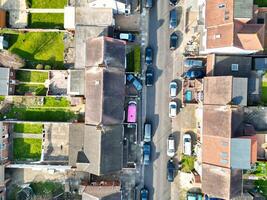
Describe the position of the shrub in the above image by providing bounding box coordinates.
[36,64,43,70]
[44,65,51,70]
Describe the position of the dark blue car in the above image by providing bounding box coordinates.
[185,69,205,79]
[167,159,175,182]
[143,143,151,165]
[127,74,142,91]
[140,188,149,200]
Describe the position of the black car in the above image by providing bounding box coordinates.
[145,47,153,65]
[145,0,153,8]
[140,188,149,200]
[169,9,177,29]
[145,68,154,86]
[167,159,175,182]
[169,0,178,6]
[170,32,178,50]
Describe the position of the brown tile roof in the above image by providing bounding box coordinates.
[202,163,242,200]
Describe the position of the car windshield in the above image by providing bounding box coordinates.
[171,104,176,108]
[184,138,191,142]
[171,84,176,88]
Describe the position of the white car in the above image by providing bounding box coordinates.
[169,101,177,118]
[169,81,177,98]
[183,133,192,156]
[167,134,175,157]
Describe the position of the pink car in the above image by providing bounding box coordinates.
[127,101,137,123]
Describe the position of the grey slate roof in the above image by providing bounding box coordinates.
[234,0,253,19]
[0,67,9,95]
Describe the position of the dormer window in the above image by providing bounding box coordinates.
[231,64,239,71]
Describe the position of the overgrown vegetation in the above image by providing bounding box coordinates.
[15,84,47,96]
[127,45,141,73]
[1,31,64,69]
[0,96,5,102]
[14,123,43,134]
[261,81,267,104]
[43,97,70,107]
[28,13,64,29]
[16,70,48,83]
[30,181,64,198]
[251,162,267,177]
[27,0,67,8]
[255,179,267,199]
[181,155,195,173]
[13,138,42,160]
[254,0,267,7]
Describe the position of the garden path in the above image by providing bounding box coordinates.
[13,132,43,139]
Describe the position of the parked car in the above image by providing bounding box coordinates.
[169,101,177,118]
[184,69,205,79]
[167,159,175,182]
[144,123,152,142]
[169,81,177,98]
[184,59,203,68]
[167,134,175,157]
[145,0,153,8]
[145,68,154,86]
[143,143,151,165]
[127,101,137,123]
[170,32,178,50]
[183,133,192,156]
[169,0,178,6]
[119,33,135,42]
[127,74,142,91]
[169,9,177,29]
[140,187,149,200]
[145,47,153,65]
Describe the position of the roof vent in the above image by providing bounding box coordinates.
[231,64,239,71]
[215,34,221,39]
[218,3,225,9]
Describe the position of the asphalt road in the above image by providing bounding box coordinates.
[144,0,175,199]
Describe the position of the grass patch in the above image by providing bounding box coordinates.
[13,138,42,160]
[44,97,70,107]
[254,0,267,7]
[181,155,195,173]
[30,181,64,197]
[28,13,64,29]
[2,31,64,69]
[14,123,43,134]
[251,162,267,177]
[261,81,267,104]
[16,70,48,83]
[255,179,267,198]
[15,84,47,96]
[126,45,141,73]
[0,96,5,102]
[4,106,76,122]
[27,0,67,8]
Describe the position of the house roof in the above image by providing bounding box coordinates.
[85,66,125,126]
[0,67,9,96]
[205,0,264,51]
[68,70,85,95]
[202,163,242,200]
[86,36,126,69]
[82,186,121,200]
[206,54,252,77]
[69,124,123,176]
[204,76,248,106]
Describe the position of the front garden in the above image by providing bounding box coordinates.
[1,30,64,69]
[13,138,42,161]
[180,155,195,173]
[127,45,141,73]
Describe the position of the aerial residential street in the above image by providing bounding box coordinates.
[144,0,182,199]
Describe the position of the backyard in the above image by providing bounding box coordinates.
[27,0,68,8]
[43,97,70,107]
[30,181,64,198]
[16,70,49,83]
[28,13,64,29]
[13,138,42,161]
[13,123,43,134]
[1,31,64,69]
[15,84,47,96]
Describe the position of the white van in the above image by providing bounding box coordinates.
[119,33,135,42]
[167,134,175,157]
[144,123,152,142]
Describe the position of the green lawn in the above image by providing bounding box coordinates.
[126,45,141,73]
[13,138,42,160]
[254,0,267,7]
[27,0,67,8]
[30,181,64,197]
[262,81,267,104]
[44,97,70,107]
[14,123,43,134]
[181,155,195,173]
[15,84,47,96]
[2,31,64,69]
[4,106,76,122]
[251,162,267,177]
[28,13,64,29]
[16,70,48,83]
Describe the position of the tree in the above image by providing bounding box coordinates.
[36,64,43,70]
